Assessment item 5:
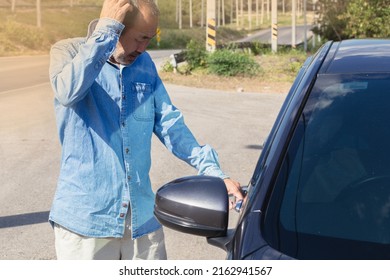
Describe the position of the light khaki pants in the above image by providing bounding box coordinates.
[54,215,167,260]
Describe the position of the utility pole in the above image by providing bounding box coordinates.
[11,0,16,12]
[178,0,182,29]
[36,0,41,28]
[292,0,296,48]
[271,0,277,52]
[240,0,243,28]
[303,0,307,51]
[222,0,225,25]
[217,0,220,26]
[189,0,193,28]
[206,0,217,52]
[230,0,233,25]
[248,0,252,31]
[267,0,270,20]
[201,0,205,27]
[236,0,239,28]
[176,0,178,23]
[261,0,264,24]
[313,0,319,48]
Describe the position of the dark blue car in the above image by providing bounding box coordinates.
[154,39,390,260]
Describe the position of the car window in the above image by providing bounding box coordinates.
[264,74,390,259]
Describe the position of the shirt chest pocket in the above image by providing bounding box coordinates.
[131,82,154,121]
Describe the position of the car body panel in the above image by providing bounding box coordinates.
[322,40,390,74]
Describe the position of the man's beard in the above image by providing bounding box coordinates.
[111,50,142,66]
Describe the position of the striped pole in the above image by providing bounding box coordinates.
[206,0,216,52]
[207,18,216,52]
[156,27,161,47]
[271,0,277,52]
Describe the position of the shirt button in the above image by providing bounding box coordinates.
[125,148,129,154]
[122,94,126,100]
[122,203,128,208]
[127,176,131,180]
[119,213,125,218]
[121,122,125,127]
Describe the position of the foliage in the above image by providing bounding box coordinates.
[247,41,271,56]
[148,28,205,49]
[206,49,261,77]
[314,0,349,41]
[315,0,390,40]
[161,60,174,72]
[0,20,47,53]
[0,6,100,55]
[342,0,390,38]
[184,39,207,70]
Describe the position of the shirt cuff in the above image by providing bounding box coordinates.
[203,167,229,180]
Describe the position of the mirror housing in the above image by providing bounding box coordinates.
[154,176,229,237]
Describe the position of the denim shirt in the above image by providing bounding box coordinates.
[48,18,227,239]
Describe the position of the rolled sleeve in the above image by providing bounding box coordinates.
[49,18,124,107]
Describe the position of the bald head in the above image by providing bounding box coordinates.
[123,0,160,29]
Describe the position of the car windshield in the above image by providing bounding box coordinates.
[266,73,390,259]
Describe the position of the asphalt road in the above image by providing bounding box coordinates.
[237,25,313,45]
[0,54,287,260]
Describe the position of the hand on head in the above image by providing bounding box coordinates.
[100,0,134,23]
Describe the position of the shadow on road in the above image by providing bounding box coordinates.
[0,211,49,228]
[245,144,263,150]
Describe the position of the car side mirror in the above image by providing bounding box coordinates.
[154,176,229,237]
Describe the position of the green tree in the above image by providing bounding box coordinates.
[314,0,390,40]
[342,0,390,38]
[314,0,349,41]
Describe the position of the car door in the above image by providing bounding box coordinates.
[261,72,390,260]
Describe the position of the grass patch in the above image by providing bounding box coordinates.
[159,50,308,94]
[0,6,100,55]
[256,51,307,82]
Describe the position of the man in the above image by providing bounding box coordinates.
[49,0,243,260]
